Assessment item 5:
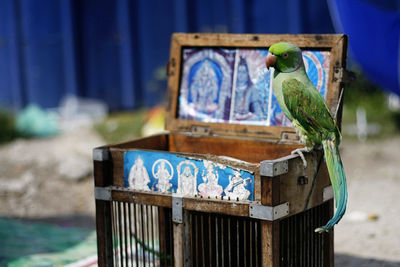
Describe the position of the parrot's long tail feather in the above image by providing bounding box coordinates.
[315,139,347,233]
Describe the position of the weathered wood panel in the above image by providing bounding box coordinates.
[93,148,114,266]
[166,33,347,140]
[279,151,331,217]
[169,134,302,163]
[261,165,281,267]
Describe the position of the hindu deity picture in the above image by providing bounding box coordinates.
[127,156,151,191]
[178,48,235,122]
[152,159,174,193]
[177,160,198,196]
[124,151,255,200]
[178,47,330,127]
[197,160,224,198]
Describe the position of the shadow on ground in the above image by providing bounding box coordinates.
[0,215,97,266]
[336,253,400,267]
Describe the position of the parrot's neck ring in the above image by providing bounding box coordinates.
[280,62,303,73]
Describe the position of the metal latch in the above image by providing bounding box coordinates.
[249,202,289,221]
[333,67,356,84]
[190,125,211,137]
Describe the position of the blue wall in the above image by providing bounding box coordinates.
[0,0,335,111]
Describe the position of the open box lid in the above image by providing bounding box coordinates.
[165,33,348,141]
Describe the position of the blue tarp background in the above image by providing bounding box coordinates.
[0,0,399,110]
[328,0,400,96]
[0,0,335,110]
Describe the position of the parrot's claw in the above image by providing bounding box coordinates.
[291,147,309,169]
[314,227,329,234]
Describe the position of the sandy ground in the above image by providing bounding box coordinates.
[0,129,399,266]
[335,138,400,266]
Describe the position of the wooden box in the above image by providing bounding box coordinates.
[93,33,348,267]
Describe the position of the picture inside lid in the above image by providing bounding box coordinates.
[178,47,330,127]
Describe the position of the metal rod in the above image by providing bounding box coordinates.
[208,214,212,266]
[220,216,224,267]
[249,220,253,267]
[117,202,123,267]
[228,217,231,267]
[215,215,219,267]
[254,221,258,267]
[150,206,155,266]
[124,203,129,267]
[112,202,118,267]
[128,203,134,267]
[133,204,139,267]
[140,204,146,267]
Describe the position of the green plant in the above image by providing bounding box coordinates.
[94,109,147,144]
[0,108,18,144]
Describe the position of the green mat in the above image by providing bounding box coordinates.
[0,217,97,267]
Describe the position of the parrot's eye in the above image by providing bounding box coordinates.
[282,53,289,59]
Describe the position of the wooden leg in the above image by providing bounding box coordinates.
[96,199,113,266]
[173,222,184,267]
[261,220,280,267]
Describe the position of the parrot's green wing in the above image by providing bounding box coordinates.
[282,78,347,233]
[281,78,338,142]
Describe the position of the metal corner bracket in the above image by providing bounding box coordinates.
[172,196,183,223]
[323,185,334,202]
[260,159,289,177]
[95,186,112,201]
[93,147,110,162]
[249,202,289,221]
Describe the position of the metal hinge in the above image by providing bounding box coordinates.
[190,125,211,137]
[94,187,112,201]
[280,132,301,145]
[166,58,176,76]
[333,67,356,84]
[249,202,289,221]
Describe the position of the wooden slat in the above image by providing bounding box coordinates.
[261,163,281,267]
[168,133,301,163]
[173,223,184,267]
[109,134,169,150]
[183,197,249,217]
[107,187,256,218]
[111,188,172,208]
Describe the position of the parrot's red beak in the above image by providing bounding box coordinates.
[266,53,276,70]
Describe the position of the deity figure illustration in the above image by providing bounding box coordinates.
[233,57,255,120]
[152,159,174,193]
[188,58,222,114]
[177,160,198,196]
[198,161,223,198]
[233,56,268,121]
[224,171,251,200]
[128,156,150,191]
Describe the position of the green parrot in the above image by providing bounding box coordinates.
[265,42,347,233]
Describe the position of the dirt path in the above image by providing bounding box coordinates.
[335,137,400,265]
